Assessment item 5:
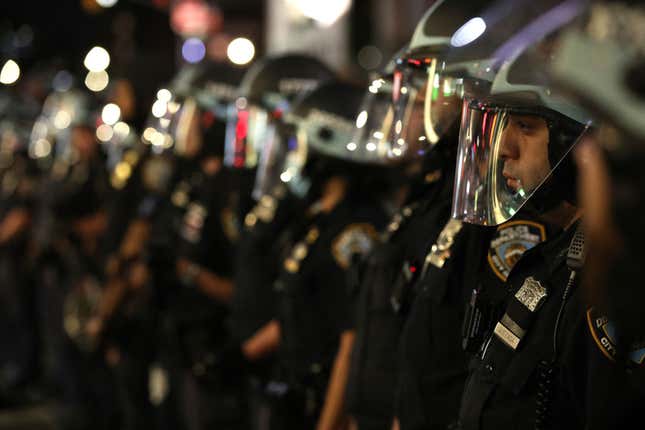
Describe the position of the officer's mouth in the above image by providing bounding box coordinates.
[503,171,521,191]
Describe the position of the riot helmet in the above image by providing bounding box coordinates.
[224,54,335,171]
[279,80,394,201]
[447,0,594,226]
[29,87,99,171]
[142,60,242,160]
[387,0,490,161]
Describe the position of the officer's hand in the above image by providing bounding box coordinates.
[317,416,351,430]
[176,258,190,276]
[72,211,108,242]
[391,418,401,430]
[176,258,201,287]
[105,255,120,278]
[127,261,149,289]
[0,207,30,244]
[347,417,358,430]
[119,219,149,259]
[85,316,104,340]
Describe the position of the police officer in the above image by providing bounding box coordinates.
[343,25,466,428]
[549,2,645,426]
[390,2,582,428]
[238,80,395,429]
[88,60,244,430]
[225,54,335,429]
[28,86,116,428]
[440,0,596,428]
[229,53,335,348]
[153,61,247,430]
[0,107,44,407]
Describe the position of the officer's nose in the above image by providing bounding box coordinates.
[499,119,520,162]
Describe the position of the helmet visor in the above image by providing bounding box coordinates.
[350,76,396,160]
[142,97,184,152]
[387,58,464,160]
[224,98,276,169]
[451,96,592,225]
[252,122,292,200]
[278,127,310,199]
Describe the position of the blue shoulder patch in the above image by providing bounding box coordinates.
[488,220,547,281]
[587,307,645,366]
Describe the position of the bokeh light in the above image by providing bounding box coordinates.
[0,60,21,85]
[85,70,110,92]
[96,124,114,142]
[227,37,255,65]
[84,46,111,72]
[287,0,352,27]
[182,38,206,63]
[102,103,121,126]
[97,0,119,7]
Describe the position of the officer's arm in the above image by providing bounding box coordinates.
[87,219,150,338]
[0,207,31,245]
[317,330,356,430]
[119,218,150,258]
[86,277,128,338]
[192,269,234,303]
[241,319,281,361]
[176,258,234,303]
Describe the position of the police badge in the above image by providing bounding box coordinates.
[331,223,379,269]
[425,219,463,270]
[515,276,548,312]
[488,220,547,281]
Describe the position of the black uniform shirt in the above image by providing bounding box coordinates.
[345,168,454,428]
[276,197,388,381]
[457,224,587,430]
[230,186,305,343]
[580,307,645,429]
[397,216,550,430]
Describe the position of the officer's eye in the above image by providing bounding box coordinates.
[517,120,532,132]
[510,115,543,135]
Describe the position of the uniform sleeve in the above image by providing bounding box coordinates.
[575,306,645,429]
[327,223,380,334]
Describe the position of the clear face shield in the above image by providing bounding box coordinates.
[142,96,206,158]
[278,107,363,199]
[224,97,280,170]
[387,58,464,161]
[252,121,293,200]
[350,76,396,159]
[451,92,593,225]
[278,125,310,199]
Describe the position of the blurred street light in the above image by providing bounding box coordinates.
[182,38,206,63]
[85,70,110,92]
[97,0,119,7]
[102,103,122,126]
[227,37,255,65]
[286,0,352,27]
[84,46,111,72]
[0,60,20,85]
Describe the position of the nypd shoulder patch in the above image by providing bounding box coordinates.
[488,220,547,282]
[587,307,645,366]
[331,223,379,269]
